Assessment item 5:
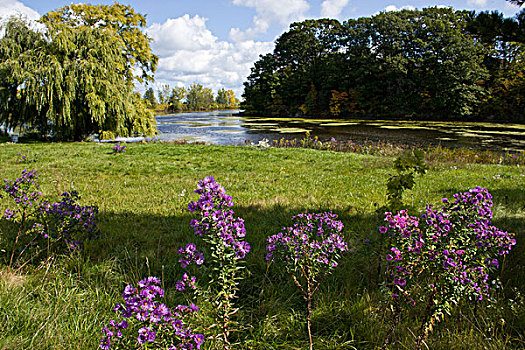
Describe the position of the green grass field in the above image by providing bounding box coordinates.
[0,142,524,349]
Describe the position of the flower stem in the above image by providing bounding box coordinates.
[9,210,26,267]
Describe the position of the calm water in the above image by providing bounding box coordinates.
[155,110,525,152]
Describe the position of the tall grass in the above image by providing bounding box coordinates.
[0,141,524,349]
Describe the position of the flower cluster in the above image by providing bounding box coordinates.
[188,176,250,259]
[40,191,100,252]
[184,176,251,348]
[1,169,100,266]
[16,152,29,163]
[380,187,516,330]
[100,276,204,350]
[3,169,42,211]
[266,211,348,271]
[266,211,348,350]
[188,176,233,212]
[112,142,126,153]
[178,243,204,269]
[175,273,197,292]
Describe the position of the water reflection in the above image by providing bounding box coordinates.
[155,111,525,152]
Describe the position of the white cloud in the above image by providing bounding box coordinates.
[503,2,523,16]
[0,0,43,37]
[230,0,309,41]
[147,14,274,98]
[0,0,39,22]
[321,0,350,18]
[146,15,218,55]
[467,0,488,6]
[384,4,417,12]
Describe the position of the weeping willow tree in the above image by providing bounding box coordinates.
[0,3,158,140]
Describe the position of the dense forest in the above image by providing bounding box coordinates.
[242,7,525,122]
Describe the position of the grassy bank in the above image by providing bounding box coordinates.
[0,142,524,349]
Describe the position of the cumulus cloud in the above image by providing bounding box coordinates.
[0,0,39,22]
[320,0,350,18]
[147,15,218,55]
[147,14,274,98]
[230,0,309,41]
[0,0,44,37]
[467,0,487,6]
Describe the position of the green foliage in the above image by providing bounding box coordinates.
[0,3,158,140]
[40,2,158,83]
[466,9,525,121]
[186,83,215,111]
[143,88,157,108]
[216,88,239,109]
[242,7,525,121]
[169,87,187,112]
[386,150,428,211]
[147,85,239,114]
[157,84,171,106]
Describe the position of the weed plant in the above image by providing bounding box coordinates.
[269,134,525,166]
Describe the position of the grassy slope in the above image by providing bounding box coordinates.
[0,142,524,349]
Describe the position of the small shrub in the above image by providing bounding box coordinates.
[386,150,427,211]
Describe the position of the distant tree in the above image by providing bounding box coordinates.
[169,87,187,112]
[186,83,214,110]
[466,10,525,120]
[144,88,157,108]
[202,87,215,109]
[242,53,281,114]
[216,88,238,108]
[216,88,228,106]
[243,8,489,120]
[224,90,238,108]
[157,84,171,106]
[368,8,487,118]
[0,3,157,140]
[329,89,360,117]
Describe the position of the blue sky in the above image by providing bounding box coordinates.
[1,0,523,97]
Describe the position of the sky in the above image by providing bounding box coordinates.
[0,0,523,98]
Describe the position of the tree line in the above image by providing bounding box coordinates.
[242,7,525,122]
[143,84,240,113]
